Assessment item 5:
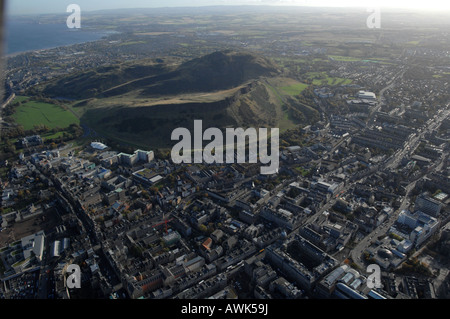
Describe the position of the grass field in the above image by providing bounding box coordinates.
[433,72,450,79]
[280,82,309,96]
[293,166,310,177]
[303,72,352,86]
[119,40,146,46]
[328,55,361,62]
[13,96,31,103]
[41,131,65,140]
[13,97,79,130]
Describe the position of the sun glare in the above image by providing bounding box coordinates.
[299,0,450,11]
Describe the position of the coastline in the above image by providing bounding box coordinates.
[4,38,103,59]
[3,24,119,58]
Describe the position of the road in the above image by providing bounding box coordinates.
[349,106,449,269]
[368,68,406,122]
[386,107,450,170]
[0,93,15,125]
[350,180,417,270]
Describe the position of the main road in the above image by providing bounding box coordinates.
[349,106,449,269]
[368,67,406,123]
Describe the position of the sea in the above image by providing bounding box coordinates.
[4,19,114,55]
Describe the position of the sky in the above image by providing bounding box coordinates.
[6,0,450,15]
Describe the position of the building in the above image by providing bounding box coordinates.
[269,277,303,299]
[415,193,443,217]
[397,210,439,247]
[132,169,163,186]
[334,283,368,299]
[311,180,343,196]
[260,207,300,230]
[162,231,181,247]
[18,135,43,148]
[118,149,154,166]
[357,90,376,100]
[90,141,108,150]
[316,265,349,297]
[126,270,165,298]
[21,230,45,262]
[266,246,316,291]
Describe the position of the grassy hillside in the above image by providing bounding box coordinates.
[38,57,178,99]
[32,50,319,149]
[96,50,279,98]
[39,50,278,100]
[80,79,319,149]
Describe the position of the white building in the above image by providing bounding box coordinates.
[357,90,376,100]
[21,230,45,262]
[397,210,439,247]
[90,141,108,150]
[118,149,154,166]
[397,210,417,229]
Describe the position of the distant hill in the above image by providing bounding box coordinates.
[39,57,176,100]
[153,50,279,95]
[40,50,279,99]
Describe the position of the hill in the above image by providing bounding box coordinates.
[38,57,182,100]
[35,50,319,148]
[40,50,279,99]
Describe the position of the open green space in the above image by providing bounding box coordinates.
[13,95,30,103]
[41,131,65,140]
[433,72,450,78]
[303,72,352,86]
[328,55,361,62]
[12,98,79,130]
[119,40,146,46]
[294,166,310,177]
[280,82,309,96]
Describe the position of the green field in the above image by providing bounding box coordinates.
[13,96,31,103]
[12,98,79,130]
[303,72,352,86]
[328,55,361,62]
[119,40,146,46]
[280,82,309,96]
[41,131,65,140]
[433,72,450,79]
[294,166,310,177]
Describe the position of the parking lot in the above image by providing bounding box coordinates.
[2,269,40,299]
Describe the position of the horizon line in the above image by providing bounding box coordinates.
[7,4,450,16]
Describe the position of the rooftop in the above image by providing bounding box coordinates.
[91,142,108,150]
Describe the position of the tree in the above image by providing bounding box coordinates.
[198,224,208,234]
[129,244,143,258]
[17,190,24,199]
[207,223,215,234]
[141,190,150,199]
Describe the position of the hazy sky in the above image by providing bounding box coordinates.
[7,0,450,15]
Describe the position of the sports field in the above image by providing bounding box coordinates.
[12,97,79,130]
